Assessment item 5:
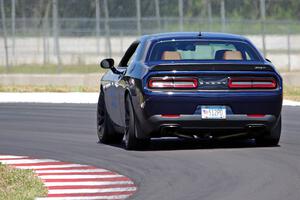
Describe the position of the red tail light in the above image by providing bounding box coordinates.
[228,77,277,89]
[148,77,198,89]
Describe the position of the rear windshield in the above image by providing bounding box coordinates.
[148,40,260,62]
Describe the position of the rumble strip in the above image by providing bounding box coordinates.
[0,155,137,200]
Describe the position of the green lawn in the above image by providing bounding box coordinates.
[0,164,47,200]
[284,85,300,101]
[0,64,106,74]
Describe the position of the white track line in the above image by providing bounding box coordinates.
[35,169,109,173]
[0,155,28,159]
[0,92,98,104]
[39,174,123,179]
[47,187,137,194]
[15,164,88,170]
[35,195,130,200]
[0,159,59,164]
[44,181,134,187]
[283,99,300,106]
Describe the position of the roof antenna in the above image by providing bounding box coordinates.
[198,32,202,36]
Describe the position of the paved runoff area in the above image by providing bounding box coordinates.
[0,155,137,200]
[0,92,299,106]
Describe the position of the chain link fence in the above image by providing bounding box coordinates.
[1,0,300,72]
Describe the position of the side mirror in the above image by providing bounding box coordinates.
[100,58,114,69]
[100,58,123,74]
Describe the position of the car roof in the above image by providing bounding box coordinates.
[141,32,249,42]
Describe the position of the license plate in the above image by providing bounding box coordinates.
[201,106,226,119]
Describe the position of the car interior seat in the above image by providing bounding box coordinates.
[161,51,182,60]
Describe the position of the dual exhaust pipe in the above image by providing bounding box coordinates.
[160,124,266,140]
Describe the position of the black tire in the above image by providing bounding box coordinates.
[97,91,123,144]
[256,115,281,146]
[124,95,150,150]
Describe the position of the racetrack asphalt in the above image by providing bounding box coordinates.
[0,103,299,200]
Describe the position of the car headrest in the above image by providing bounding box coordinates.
[223,51,243,60]
[215,50,228,60]
[161,51,182,60]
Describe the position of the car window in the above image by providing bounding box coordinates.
[119,41,140,67]
[127,51,137,66]
[149,40,260,62]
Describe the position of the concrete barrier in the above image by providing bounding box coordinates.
[281,72,300,86]
[0,73,103,87]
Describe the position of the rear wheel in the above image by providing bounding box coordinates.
[124,95,150,150]
[255,115,281,146]
[97,91,123,144]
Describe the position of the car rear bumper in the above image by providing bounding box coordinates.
[135,114,276,138]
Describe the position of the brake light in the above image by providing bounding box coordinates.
[148,77,198,89]
[228,77,276,89]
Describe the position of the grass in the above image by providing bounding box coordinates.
[284,85,300,101]
[0,64,106,74]
[0,164,47,200]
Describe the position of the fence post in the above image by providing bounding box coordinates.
[220,0,225,32]
[21,4,26,34]
[207,0,212,31]
[260,0,266,56]
[11,0,15,60]
[0,0,9,71]
[136,0,141,35]
[154,0,161,32]
[52,0,62,72]
[96,0,100,54]
[120,31,123,55]
[287,25,291,71]
[43,1,51,65]
[103,0,111,57]
[178,0,183,31]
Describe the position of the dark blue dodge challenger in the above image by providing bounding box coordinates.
[97,32,282,150]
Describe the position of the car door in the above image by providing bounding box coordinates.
[114,41,140,127]
[102,68,122,127]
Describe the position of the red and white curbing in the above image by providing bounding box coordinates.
[0,155,137,200]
